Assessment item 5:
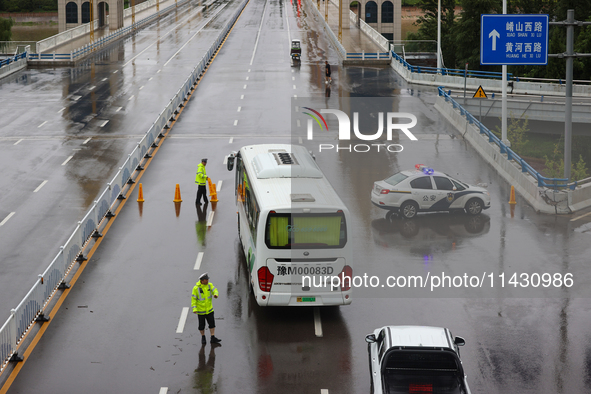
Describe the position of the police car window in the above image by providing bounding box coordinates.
[451,180,466,191]
[385,173,408,187]
[434,176,454,191]
[410,177,433,190]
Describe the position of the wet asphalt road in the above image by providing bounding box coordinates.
[2,0,591,393]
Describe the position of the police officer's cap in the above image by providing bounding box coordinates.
[199,272,209,280]
[202,158,208,163]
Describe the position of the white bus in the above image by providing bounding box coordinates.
[227,144,352,306]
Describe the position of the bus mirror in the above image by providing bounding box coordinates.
[227,152,236,171]
[365,334,376,344]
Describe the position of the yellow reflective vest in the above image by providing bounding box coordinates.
[192,282,219,315]
[195,163,207,186]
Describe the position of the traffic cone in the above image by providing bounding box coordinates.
[173,184,182,202]
[137,183,145,202]
[207,178,219,202]
[509,185,516,205]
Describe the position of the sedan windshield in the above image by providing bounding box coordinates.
[384,173,408,187]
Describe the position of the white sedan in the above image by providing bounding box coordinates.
[371,165,491,219]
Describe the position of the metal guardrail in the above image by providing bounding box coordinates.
[0,53,26,68]
[0,0,248,374]
[29,0,190,62]
[392,51,513,81]
[346,52,390,60]
[437,86,576,190]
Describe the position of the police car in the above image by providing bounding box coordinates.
[365,325,471,394]
[371,165,491,219]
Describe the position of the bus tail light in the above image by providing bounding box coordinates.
[380,189,390,194]
[258,266,274,292]
[340,265,352,291]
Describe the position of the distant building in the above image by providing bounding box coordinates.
[58,0,124,32]
[353,0,401,42]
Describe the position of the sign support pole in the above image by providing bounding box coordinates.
[501,0,509,147]
[437,0,441,72]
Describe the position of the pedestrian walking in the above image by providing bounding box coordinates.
[192,272,222,344]
[325,61,332,84]
[195,158,209,206]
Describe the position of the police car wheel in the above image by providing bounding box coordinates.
[465,198,483,215]
[401,201,418,219]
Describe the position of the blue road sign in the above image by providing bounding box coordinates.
[481,14,549,65]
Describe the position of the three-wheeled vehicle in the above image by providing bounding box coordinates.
[290,39,301,62]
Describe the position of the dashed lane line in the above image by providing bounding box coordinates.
[61,156,74,166]
[243,84,247,89]
[234,120,238,126]
[249,0,269,65]
[237,107,241,112]
[159,388,168,394]
[313,307,323,337]
[240,95,244,99]
[128,95,135,101]
[176,307,190,333]
[217,180,223,192]
[100,120,109,127]
[13,139,22,145]
[321,390,329,394]
[229,137,234,143]
[194,252,204,270]
[33,180,48,193]
[57,107,66,113]
[206,211,214,227]
[571,211,591,222]
[0,212,15,227]
[38,121,47,128]
[83,137,92,144]
[223,155,228,165]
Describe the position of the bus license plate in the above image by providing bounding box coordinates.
[297,297,316,302]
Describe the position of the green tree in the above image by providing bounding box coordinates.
[406,0,457,68]
[494,112,529,154]
[544,138,589,181]
[0,17,13,42]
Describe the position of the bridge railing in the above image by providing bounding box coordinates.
[346,51,390,60]
[437,86,575,189]
[0,0,249,374]
[0,52,27,68]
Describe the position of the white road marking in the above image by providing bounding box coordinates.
[83,137,92,144]
[61,155,74,166]
[297,119,300,127]
[217,180,223,192]
[113,70,118,73]
[38,121,48,128]
[571,211,591,222]
[100,120,109,127]
[149,77,153,81]
[0,212,15,227]
[72,148,82,151]
[295,106,299,112]
[321,390,329,394]
[128,95,135,101]
[163,5,227,67]
[250,0,269,65]
[13,139,23,145]
[157,69,161,73]
[298,136,302,144]
[72,95,81,101]
[101,77,108,82]
[89,85,95,91]
[34,180,48,193]
[176,307,190,333]
[313,307,323,337]
[292,76,295,80]
[223,155,228,165]
[115,107,122,112]
[284,0,291,42]
[243,84,247,89]
[248,69,251,72]
[229,137,234,143]
[194,252,204,270]
[57,107,66,113]
[240,95,244,99]
[294,95,297,98]
[237,107,241,112]
[293,85,296,89]
[234,120,238,126]
[206,211,214,227]
[159,388,168,394]
[139,85,144,90]
[246,76,249,80]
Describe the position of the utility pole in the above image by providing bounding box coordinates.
[89,0,94,43]
[549,10,591,180]
[131,0,135,28]
[338,0,342,42]
[501,0,508,146]
[437,0,441,71]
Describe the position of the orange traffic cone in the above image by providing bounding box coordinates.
[173,184,182,202]
[137,183,145,202]
[509,185,516,205]
[207,178,219,202]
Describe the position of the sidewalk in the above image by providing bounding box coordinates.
[310,0,383,54]
[45,0,181,54]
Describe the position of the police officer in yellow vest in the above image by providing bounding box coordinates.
[192,272,221,344]
[195,158,208,205]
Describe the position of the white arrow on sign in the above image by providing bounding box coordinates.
[489,29,500,51]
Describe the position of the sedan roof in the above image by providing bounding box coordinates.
[384,325,451,349]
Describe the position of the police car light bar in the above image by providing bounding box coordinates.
[415,164,434,175]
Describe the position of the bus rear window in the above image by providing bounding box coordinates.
[265,212,347,249]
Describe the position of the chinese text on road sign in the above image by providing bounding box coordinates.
[481,14,549,65]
